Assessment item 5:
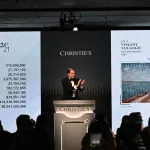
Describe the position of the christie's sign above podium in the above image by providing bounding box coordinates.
[60,51,92,56]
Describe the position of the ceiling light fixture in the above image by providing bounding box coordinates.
[59,11,81,31]
[73,27,78,31]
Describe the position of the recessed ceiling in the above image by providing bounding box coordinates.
[0,0,150,29]
[0,0,150,9]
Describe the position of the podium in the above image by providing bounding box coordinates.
[53,100,95,150]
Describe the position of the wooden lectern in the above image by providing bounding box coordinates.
[53,100,95,150]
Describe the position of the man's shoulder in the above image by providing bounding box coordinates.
[143,126,149,132]
[74,78,80,81]
[62,77,79,81]
[62,77,69,81]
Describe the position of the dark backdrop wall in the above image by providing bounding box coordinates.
[41,31,111,147]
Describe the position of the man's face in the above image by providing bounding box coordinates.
[68,70,75,79]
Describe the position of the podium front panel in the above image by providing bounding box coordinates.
[53,100,95,150]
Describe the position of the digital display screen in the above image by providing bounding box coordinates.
[0,32,41,132]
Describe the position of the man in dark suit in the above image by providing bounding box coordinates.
[62,68,85,100]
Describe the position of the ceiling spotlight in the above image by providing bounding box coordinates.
[73,27,78,31]
[59,11,81,31]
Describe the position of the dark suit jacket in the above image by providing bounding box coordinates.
[62,77,83,100]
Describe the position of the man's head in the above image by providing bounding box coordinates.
[16,114,33,132]
[67,68,75,79]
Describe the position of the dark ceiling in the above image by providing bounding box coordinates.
[1,0,150,29]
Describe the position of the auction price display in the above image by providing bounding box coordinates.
[0,32,41,132]
[1,64,27,109]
